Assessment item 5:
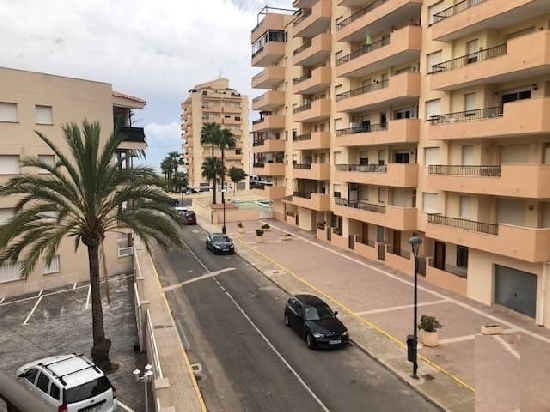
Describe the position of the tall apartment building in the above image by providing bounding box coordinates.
[0,67,146,297]
[181,78,249,190]
[250,0,550,328]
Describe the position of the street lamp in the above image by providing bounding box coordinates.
[221,188,227,234]
[133,364,153,412]
[407,235,422,379]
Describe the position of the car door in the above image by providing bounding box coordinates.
[293,301,306,336]
[286,299,298,331]
[206,235,212,250]
[35,372,56,409]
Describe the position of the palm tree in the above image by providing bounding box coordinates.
[167,151,181,178]
[201,122,221,203]
[217,128,236,194]
[201,157,224,205]
[0,121,184,371]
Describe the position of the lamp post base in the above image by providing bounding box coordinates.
[222,226,226,234]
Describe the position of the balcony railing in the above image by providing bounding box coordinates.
[293,163,312,170]
[293,102,312,114]
[336,0,386,30]
[293,72,312,84]
[293,39,312,55]
[293,133,312,141]
[429,106,502,124]
[427,213,498,235]
[335,123,387,136]
[334,197,386,213]
[336,79,389,102]
[429,43,507,73]
[428,165,501,177]
[253,136,282,146]
[335,163,388,173]
[293,191,312,199]
[336,36,390,66]
[293,9,312,26]
[120,126,146,143]
[433,0,486,24]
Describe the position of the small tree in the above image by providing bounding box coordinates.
[228,166,247,194]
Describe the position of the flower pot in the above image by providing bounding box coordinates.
[481,324,502,335]
[281,235,293,241]
[421,330,439,347]
[256,236,263,243]
[238,228,245,234]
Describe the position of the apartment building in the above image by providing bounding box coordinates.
[181,78,249,190]
[0,67,146,297]
[250,0,550,328]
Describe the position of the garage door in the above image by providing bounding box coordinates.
[495,265,537,318]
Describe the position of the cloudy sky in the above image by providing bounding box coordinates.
[1,0,291,170]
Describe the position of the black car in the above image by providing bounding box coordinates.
[284,294,349,349]
[206,233,235,254]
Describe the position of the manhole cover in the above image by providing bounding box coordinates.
[421,374,435,381]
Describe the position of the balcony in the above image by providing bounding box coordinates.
[252,162,285,176]
[431,0,548,42]
[252,114,285,132]
[292,192,331,211]
[293,0,331,38]
[293,0,317,7]
[337,0,368,5]
[334,163,418,187]
[426,213,550,262]
[427,164,550,199]
[251,13,287,43]
[293,99,331,122]
[252,40,286,67]
[334,198,417,231]
[293,66,331,95]
[293,163,330,180]
[336,0,422,43]
[336,25,421,78]
[252,66,286,89]
[429,31,550,91]
[252,137,285,153]
[428,98,550,140]
[293,33,331,67]
[252,185,287,200]
[118,127,146,150]
[335,118,419,146]
[252,90,286,111]
[336,72,420,113]
[293,131,331,150]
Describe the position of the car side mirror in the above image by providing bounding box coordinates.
[334,311,338,316]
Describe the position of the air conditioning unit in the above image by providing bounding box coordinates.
[118,247,134,258]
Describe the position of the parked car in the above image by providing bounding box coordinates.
[16,353,117,411]
[284,294,349,349]
[206,233,234,254]
[182,210,196,225]
[185,187,199,194]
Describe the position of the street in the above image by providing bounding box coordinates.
[151,224,440,412]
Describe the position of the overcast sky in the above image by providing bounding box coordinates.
[1,0,292,170]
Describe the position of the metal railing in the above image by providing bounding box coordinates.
[334,197,386,213]
[293,191,312,199]
[253,162,265,168]
[336,79,389,102]
[293,102,312,114]
[293,39,312,55]
[293,9,312,26]
[433,0,486,24]
[293,71,312,84]
[428,165,501,177]
[335,123,387,136]
[293,163,312,170]
[335,163,388,173]
[429,43,507,73]
[428,106,502,124]
[336,36,390,66]
[427,213,498,235]
[336,0,387,30]
[293,133,312,141]
[146,310,164,379]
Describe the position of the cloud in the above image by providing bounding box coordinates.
[142,121,182,169]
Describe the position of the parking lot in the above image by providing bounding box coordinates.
[0,273,149,411]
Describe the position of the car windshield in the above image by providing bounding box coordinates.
[212,235,229,243]
[304,304,334,321]
[66,376,111,403]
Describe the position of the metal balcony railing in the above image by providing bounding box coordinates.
[428,106,502,124]
[293,71,312,84]
[293,102,312,114]
[336,79,389,102]
[429,43,507,73]
[293,133,312,141]
[335,123,387,136]
[427,213,498,235]
[336,36,390,66]
[293,192,312,199]
[293,39,312,55]
[335,163,388,173]
[433,0,486,24]
[293,163,312,170]
[293,9,312,26]
[428,165,501,177]
[334,197,386,213]
[336,0,386,30]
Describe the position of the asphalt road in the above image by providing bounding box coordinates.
[152,225,440,412]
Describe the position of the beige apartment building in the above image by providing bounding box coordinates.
[0,67,146,297]
[181,78,249,190]
[250,0,550,328]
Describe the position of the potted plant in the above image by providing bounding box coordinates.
[418,315,442,347]
[255,229,264,243]
[237,221,245,234]
[261,223,270,230]
[281,233,293,241]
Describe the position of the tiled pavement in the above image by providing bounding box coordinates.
[200,217,550,412]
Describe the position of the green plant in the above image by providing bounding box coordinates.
[261,223,270,229]
[237,221,244,228]
[418,315,442,333]
[255,229,264,236]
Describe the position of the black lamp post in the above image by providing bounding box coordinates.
[408,235,422,379]
[221,188,227,234]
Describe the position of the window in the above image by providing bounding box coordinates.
[0,261,22,283]
[38,155,55,174]
[44,255,60,275]
[0,208,13,224]
[426,99,441,121]
[428,1,446,26]
[424,147,440,166]
[0,102,17,122]
[464,93,476,114]
[36,372,50,394]
[378,187,386,204]
[394,107,417,119]
[466,39,478,64]
[0,155,20,175]
[35,105,53,125]
[457,246,469,268]
[50,383,60,400]
[24,368,39,385]
[427,50,443,73]
[422,193,440,213]
[459,196,471,219]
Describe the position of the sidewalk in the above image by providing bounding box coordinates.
[201,217,550,412]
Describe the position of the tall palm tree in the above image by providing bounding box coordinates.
[0,121,184,371]
[167,150,181,178]
[217,128,236,193]
[201,122,221,203]
[201,157,224,205]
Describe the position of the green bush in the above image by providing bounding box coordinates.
[255,229,264,236]
[261,223,270,229]
[418,315,442,332]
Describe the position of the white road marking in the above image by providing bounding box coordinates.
[37,290,43,297]
[220,283,331,412]
[494,335,520,360]
[85,285,91,310]
[72,282,77,289]
[175,318,190,350]
[356,299,448,315]
[438,334,478,345]
[268,223,550,345]
[163,268,236,292]
[23,296,43,325]
[117,400,134,411]
[0,297,4,304]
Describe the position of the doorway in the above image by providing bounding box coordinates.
[434,241,446,270]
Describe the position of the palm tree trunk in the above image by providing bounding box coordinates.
[212,177,217,205]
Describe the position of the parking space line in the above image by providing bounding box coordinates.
[23,296,42,325]
[494,335,520,360]
[356,299,448,315]
[85,285,91,310]
[117,401,134,412]
[72,282,77,289]
[0,297,4,304]
[438,334,478,345]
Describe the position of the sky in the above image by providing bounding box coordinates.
[1,0,291,171]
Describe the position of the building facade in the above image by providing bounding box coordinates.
[181,78,249,190]
[0,67,146,297]
[250,0,550,327]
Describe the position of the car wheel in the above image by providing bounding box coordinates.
[305,332,315,349]
[284,313,290,327]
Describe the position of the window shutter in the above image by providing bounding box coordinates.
[426,99,441,120]
[0,156,20,175]
[500,144,529,164]
[0,103,17,122]
[35,106,53,124]
[422,193,440,213]
[424,147,440,166]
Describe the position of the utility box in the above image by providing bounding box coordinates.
[407,334,417,363]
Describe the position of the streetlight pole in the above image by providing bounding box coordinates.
[133,364,153,412]
[221,188,227,234]
[408,235,422,379]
